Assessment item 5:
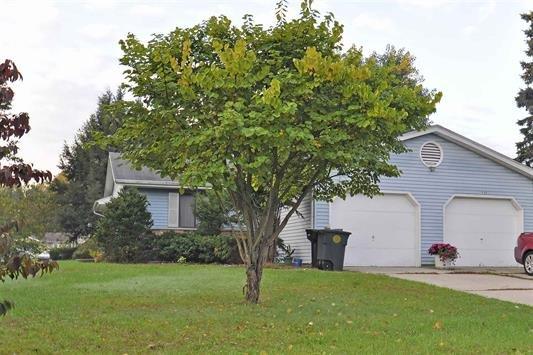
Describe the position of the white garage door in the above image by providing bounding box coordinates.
[330,193,420,267]
[444,197,522,267]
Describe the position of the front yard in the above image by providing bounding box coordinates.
[0,262,531,353]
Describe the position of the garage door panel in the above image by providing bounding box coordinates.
[344,247,417,267]
[331,194,420,267]
[444,197,521,267]
[452,250,516,267]
[335,195,415,212]
[446,214,518,235]
[449,198,517,213]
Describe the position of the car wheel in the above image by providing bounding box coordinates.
[524,251,533,276]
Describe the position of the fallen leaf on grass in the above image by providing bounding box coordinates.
[433,321,443,330]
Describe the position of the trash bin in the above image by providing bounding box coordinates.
[306,229,320,268]
[306,229,351,271]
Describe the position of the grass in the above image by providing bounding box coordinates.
[0,262,531,354]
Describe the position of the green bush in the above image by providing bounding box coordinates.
[94,188,155,263]
[72,237,102,260]
[153,232,240,264]
[49,246,77,260]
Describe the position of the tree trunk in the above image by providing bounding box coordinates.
[245,262,262,303]
[244,238,271,303]
[266,236,277,262]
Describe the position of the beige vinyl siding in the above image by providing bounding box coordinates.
[278,194,313,263]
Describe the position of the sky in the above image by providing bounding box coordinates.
[1,0,532,175]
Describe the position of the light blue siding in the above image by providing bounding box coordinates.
[313,200,330,229]
[382,134,533,264]
[313,133,533,265]
[138,189,169,229]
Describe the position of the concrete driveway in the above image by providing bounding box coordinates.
[347,267,533,307]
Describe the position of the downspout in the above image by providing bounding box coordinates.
[92,201,105,217]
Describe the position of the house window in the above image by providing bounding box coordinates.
[179,193,196,228]
[168,191,196,229]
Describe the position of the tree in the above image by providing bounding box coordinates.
[516,12,533,166]
[94,188,154,263]
[0,185,60,239]
[104,1,441,303]
[52,89,124,240]
[0,59,57,315]
[195,189,240,235]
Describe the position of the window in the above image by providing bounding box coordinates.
[179,193,196,228]
[167,191,196,229]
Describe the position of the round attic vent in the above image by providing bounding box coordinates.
[420,141,443,168]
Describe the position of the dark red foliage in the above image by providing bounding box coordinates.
[428,243,459,262]
[0,59,51,187]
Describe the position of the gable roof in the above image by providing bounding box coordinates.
[400,125,533,179]
[108,152,180,188]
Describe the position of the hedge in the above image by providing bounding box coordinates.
[49,246,77,260]
[152,232,240,264]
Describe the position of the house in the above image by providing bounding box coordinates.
[43,232,72,248]
[280,125,533,267]
[94,152,201,232]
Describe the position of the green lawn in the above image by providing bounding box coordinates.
[0,262,531,354]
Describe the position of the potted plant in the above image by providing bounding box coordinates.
[428,243,459,268]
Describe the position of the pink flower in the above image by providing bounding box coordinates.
[428,243,459,263]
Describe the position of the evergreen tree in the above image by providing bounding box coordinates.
[516,12,533,166]
[52,89,124,240]
[94,188,154,263]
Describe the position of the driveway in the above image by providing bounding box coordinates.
[347,267,533,307]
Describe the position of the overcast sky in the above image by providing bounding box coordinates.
[1,0,532,174]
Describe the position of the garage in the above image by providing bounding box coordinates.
[444,196,523,267]
[330,193,420,267]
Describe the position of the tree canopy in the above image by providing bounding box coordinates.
[0,185,60,239]
[0,59,57,316]
[52,89,124,240]
[105,1,441,302]
[516,11,533,166]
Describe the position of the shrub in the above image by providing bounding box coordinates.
[94,188,155,263]
[49,246,77,260]
[12,236,46,255]
[72,237,102,260]
[153,232,240,264]
[195,189,240,236]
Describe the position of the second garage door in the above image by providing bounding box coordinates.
[444,196,522,267]
[330,193,420,267]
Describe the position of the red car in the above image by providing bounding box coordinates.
[515,233,533,276]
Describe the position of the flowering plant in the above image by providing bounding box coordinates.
[428,243,459,263]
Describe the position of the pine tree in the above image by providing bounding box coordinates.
[516,12,533,166]
[52,89,124,240]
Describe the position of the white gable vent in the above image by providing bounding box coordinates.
[420,141,443,168]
